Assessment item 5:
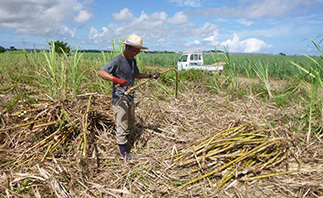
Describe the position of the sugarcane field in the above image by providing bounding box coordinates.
[0,41,323,198]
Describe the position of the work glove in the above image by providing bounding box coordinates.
[149,72,160,79]
[112,77,127,87]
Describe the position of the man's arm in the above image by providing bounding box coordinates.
[98,70,127,86]
[98,70,114,81]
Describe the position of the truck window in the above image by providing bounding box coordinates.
[179,55,188,62]
[190,54,201,61]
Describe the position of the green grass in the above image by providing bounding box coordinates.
[1,49,322,95]
[203,52,323,80]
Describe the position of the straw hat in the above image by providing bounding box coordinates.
[123,34,148,50]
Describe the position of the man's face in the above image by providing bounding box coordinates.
[129,46,141,55]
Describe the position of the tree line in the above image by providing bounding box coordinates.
[0,40,70,54]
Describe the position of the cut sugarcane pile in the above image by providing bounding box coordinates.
[170,123,301,191]
[0,94,114,168]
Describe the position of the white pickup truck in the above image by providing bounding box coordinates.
[177,50,224,73]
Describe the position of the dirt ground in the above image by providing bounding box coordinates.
[135,81,323,197]
[0,79,322,197]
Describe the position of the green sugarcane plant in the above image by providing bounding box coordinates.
[61,47,87,95]
[252,61,273,100]
[290,39,323,144]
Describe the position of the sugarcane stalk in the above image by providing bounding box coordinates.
[81,95,92,156]
[265,154,286,169]
[182,141,245,163]
[214,165,237,192]
[178,141,275,189]
[14,154,36,169]
[42,141,54,162]
[82,131,87,156]
[240,132,266,137]
[259,150,283,170]
[32,121,57,129]
[178,136,270,167]
[75,136,84,158]
[193,125,252,151]
[240,170,299,181]
[258,148,281,158]
[123,68,178,97]
[49,131,70,155]
[178,143,235,167]
[0,118,46,131]
[25,129,62,153]
[289,149,302,172]
[10,108,38,117]
[168,124,253,161]
[207,137,269,149]
[189,161,220,175]
[61,107,72,123]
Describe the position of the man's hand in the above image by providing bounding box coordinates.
[149,72,160,79]
[112,77,127,87]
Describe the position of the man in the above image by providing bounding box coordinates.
[98,34,160,160]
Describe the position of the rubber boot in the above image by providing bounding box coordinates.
[118,144,132,160]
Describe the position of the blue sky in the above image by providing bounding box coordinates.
[0,0,322,55]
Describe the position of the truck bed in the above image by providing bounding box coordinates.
[180,64,223,72]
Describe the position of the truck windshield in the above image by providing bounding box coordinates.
[179,55,188,62]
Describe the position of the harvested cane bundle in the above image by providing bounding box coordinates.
[0,94,114,169]
[169,123,301,191]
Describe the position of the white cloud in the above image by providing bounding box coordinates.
[204,35,219,46]
[176,22,220,49]
[221,33,271,53]
[89,10,171,45]
[88,7,272,53]
[112,8,134,21]
[89,8,224,51]
[236,18,253,26]
[151,12,168,21]
[169,0,201,7]
[221,33,240,51]
[178,21,219,39]
[204,36,215,42]
[199,22,219,38]
[168,11,189,24]
[89,26,110,43]
[0,0,91,37]
[240,38,268,53]
[183,40,201,47]
[74,10,93,23]
[196,0,320,18]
